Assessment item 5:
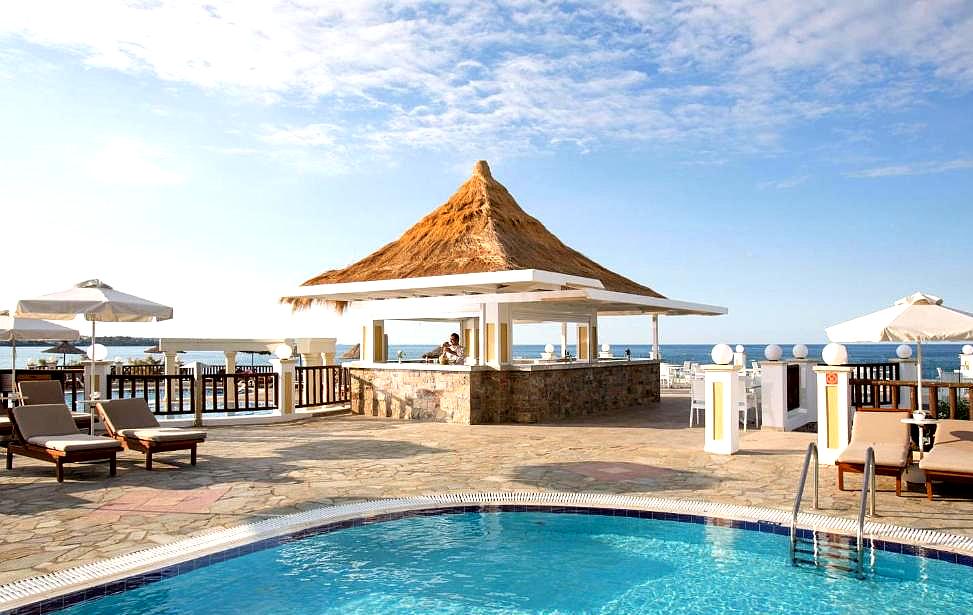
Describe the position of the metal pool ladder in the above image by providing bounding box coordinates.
[789,443,875,578]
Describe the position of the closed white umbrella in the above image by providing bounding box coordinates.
[825,292,973,413]
[0,310,80,397]
[16,279,173,432]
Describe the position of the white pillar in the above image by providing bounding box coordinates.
[560,322,568,359]
[759,360,787,430]
[83,360,111,434]
[702,364,741,455]
[164,352,179,376]
[301,352,323,367]
[813,365,853,465]
[272,357,296,415]
[323,352,335,366]
[794,358,818,417]
[483,302,511,367]
[733,346,747,368]
[576,317,597,363]
[651,315,660,360]
[361,320,386,363]
[960,353,973,379]
[224,351,236,373]
[895,359,918,409]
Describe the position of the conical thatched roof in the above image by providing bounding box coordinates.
[288,161,662,309]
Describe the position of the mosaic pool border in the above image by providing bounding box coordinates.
[3,492,973,614]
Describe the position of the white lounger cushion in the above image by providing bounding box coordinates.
[920,420,973,474]
[27,434,121,452]
[117,427,206,442]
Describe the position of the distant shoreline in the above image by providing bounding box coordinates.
[0,336,157,347]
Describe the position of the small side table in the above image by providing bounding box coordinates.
[900,417,939,484]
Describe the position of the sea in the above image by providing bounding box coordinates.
[1,343,965,380]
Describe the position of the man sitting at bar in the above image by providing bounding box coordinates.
[440,333,466,365]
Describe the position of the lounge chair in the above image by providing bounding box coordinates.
[18,380,92,429]
[5,403,120,482]
[836,408,910,496]
[95,398,206,470]
[920,420,973,500]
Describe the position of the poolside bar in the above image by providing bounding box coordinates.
[283,161,726,424]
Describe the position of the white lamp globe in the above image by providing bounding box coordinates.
[711,343,734,365]
[822,343,848,366]
[792,344,808,359]
[896,344,913,359]
[273,344,293,360]
[601,343,611,352]
[764,344,783,361]
[735,344,745,353]
[86,344,108,361]
[963,345,973,356]
[544,343,555,354]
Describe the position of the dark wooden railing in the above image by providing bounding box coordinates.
[1,368,84,412]
[202,372,278,412]
[107,374,195,415]
[849,378,972,419]
[115,364,165,376]
[236,365,274,374]
[295,366,349,408]
[844,362,900,407]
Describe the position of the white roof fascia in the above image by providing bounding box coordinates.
[581,288,727,316]
[160,338,296,353]
[281,269,605,302]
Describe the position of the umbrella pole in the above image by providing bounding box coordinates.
[917,341,924,415]
[90,321,97,435]
[10,339,16,401]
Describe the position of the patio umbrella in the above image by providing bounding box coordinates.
[825,292,973,413]
[41,340,86,366]
[0,310,80,394]
[16,279,173,432]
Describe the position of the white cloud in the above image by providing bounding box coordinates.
[757,175,809,190]
[847,159,973,178]
[86,137,185,186]
[2,1,972,163]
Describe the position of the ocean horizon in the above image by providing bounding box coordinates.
[1,343,965,380]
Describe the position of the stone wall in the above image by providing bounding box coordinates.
[350,361,660,424]
[471,362,660,423]
[349,368,472,423]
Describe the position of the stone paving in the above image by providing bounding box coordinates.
[2,393,972,586]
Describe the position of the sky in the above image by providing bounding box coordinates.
[0,1,971,346]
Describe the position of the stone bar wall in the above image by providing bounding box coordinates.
[349,361,660,424]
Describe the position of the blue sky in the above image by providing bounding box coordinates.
[1,1,971,346]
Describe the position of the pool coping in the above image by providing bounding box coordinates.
[2,491,972,613]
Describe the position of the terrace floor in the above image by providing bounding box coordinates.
[2,393,972,586]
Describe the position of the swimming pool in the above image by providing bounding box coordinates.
[23,506,973,614]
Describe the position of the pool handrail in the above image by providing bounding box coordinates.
[789,442,819,562]
[856,446,876,577]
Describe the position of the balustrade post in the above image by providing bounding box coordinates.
[702,363,741,455]
[813,365,853,465]
[192,375,204,427]
[272,357,296,415]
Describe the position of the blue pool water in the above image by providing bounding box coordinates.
[53,512,972,614]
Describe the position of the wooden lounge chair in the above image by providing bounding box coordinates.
[836,408,910,496]
[96,398,206,470]
[920,419,973,500]
[5,403,120,482]
[18,380,91,430]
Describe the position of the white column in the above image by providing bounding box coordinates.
[301,352,323,367]
[960,353,973,379]
[483,302,511,367]
[651,315,660,360]
[361,320,386,363]
[759,360,787,430]
[895,359,918,409]
[224,351,236,373]
[794,358,818,417]
[164,352,179,376]
[702,364,741,455]
[560,322,568,359]
[813,365,854,465]
[271,357,296,415]
[83,360,111,434]
[323,352,335,366]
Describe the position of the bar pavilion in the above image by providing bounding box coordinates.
[283,161,726,424]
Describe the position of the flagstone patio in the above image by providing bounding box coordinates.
[2,393,972,586]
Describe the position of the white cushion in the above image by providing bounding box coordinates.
[117,427,206,442]
[27,434,121,452]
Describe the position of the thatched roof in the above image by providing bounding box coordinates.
[288,161,662,309]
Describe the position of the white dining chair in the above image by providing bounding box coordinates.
[690,378,705,427]
[736,375,760,431]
